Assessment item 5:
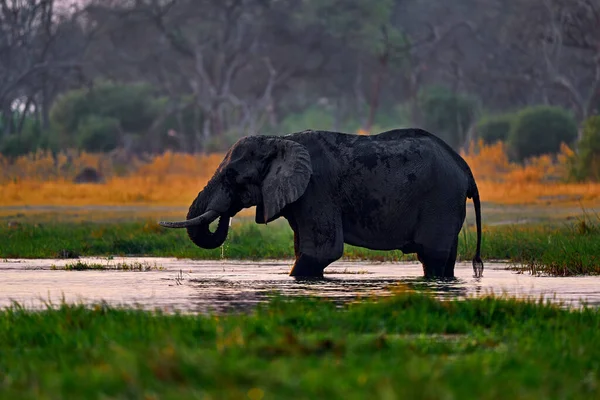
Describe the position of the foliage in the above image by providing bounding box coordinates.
[508,105,578,161]
[0,132,44,159]
[418,86,479,149]
[568,116,600,182]
[0,116,58,158]
[279,105,336,133]
[76,115,121,152]
[50,81,163,151]
[204,129,246,153]
[2,0,600,163]
[277,103,410,136]
[295,0,404,59]
[475,114,515,144]
[1,293,599,398]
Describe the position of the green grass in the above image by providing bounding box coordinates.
[0,292,598,399]
[50,260,165,271]
[3,216,600,276]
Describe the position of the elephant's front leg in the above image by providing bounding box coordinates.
[288,214,344,278]
[289,254,336,278]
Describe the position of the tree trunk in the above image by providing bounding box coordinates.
[16,97,33,135]
[41,75,51,131]
[364,52,389,132]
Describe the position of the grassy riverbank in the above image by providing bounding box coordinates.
[0,293,598,399]
[3,216,600,276]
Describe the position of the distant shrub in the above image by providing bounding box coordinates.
[204,129,246,153]
[0,120,58,158]
[279,105,335,133]
[274,102,409,136]
[76,115,121,152]
[0,134,39,158]
[50,81,162,151]
[508,105,578,161]
[417,85,479,149]
[568,116,600,182]
[476,114,514,144]
[0,112,61,157]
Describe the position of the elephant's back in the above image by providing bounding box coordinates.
[346,133,471,210]
[375,129,476,186]
[375,129,471,183]
[286,128,471,195]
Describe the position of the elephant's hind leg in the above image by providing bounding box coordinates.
[415,212,462,279]
[443,236,459,278]
[418,236,459,279]
[418,249,449,278]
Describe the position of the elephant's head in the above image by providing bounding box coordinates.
[159,136,312,249]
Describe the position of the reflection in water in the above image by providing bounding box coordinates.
[187,277,475,314]
[188,277,406,313]
[0,258,598,313]
[398,277,470,299]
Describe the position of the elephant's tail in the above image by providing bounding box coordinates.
[468,179,484,278]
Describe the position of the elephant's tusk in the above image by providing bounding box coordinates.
[158,210,220,228]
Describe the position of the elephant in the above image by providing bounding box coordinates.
[159,128,484,279]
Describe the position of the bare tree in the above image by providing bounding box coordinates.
[139,0,284,149]
[540,0,600,131]
[0,0,88,136]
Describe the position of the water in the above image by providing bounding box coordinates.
[1,258,599,313]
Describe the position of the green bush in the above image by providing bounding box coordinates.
[279,105,335,133]
[50,90,91,135]
[0,134,39,158]
[204,129,246,153]
[476,114,514,144]
[275,103,412,136]
[0,116,58,158]
[76,115,121,152]
[508,105,577,161]
[568,116,600,182]
[417,85,479,149]
[50,81,163,151]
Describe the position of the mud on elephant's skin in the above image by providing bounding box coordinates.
[159,128,484,279]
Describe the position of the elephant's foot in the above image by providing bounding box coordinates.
[418,251,450,280]
[472,257,484,278]
[443,265,456,279]
[442,237,459,279]
[289,254,331,278]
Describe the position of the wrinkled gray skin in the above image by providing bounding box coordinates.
[159,128,484,279]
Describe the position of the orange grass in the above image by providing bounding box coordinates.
[0,151,225,207]
[1,139,599,207]
[459,141,600,205]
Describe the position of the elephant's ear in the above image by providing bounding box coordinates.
[260,140,312,223]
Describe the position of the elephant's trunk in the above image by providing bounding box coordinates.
[158,179,231,249]
[184,184,230,250]
[186,215,230,249]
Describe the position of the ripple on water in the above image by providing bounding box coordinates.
[0,258,598,313]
